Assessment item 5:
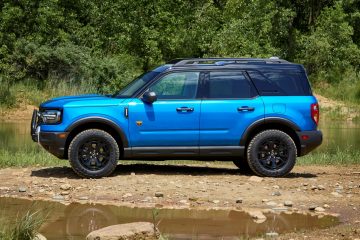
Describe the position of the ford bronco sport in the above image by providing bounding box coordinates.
[31,58,322,178]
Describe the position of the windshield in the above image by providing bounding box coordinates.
[113,71,160,98]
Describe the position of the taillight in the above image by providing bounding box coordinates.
[311,103,319,125]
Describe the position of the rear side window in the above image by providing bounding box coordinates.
[206,72,257,99]
[248,70,312,96]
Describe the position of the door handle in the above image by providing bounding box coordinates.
[237,106,255,112]
[176,107,194,112]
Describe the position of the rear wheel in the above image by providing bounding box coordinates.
[247,130,297,177]
[68,129,119,178]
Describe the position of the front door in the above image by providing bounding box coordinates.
[128,71,202,152]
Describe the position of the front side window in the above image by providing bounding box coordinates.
[149,72,200,99]
[206,71,257,99]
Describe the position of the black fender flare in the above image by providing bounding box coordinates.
[65,117,129,147]
[240,117,301,146]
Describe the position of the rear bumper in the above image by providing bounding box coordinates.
[297,130,322,156]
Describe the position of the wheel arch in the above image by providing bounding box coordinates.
[240,117,301,156]
[64,117,128,159]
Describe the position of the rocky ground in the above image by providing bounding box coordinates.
[0,163,359,239]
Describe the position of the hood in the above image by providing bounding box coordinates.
[40,94,126,109]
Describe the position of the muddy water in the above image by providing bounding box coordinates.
[0,197,338,239]
[0,120,359,154]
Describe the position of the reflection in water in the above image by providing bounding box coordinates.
[0,197,338,240]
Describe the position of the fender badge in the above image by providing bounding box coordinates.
[136,121,143,126]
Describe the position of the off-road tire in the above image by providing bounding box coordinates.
[68,129,119,178]
[247,129,297,177]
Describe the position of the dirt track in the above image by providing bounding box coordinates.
[0,163,359,239]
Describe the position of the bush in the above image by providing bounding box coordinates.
[0,79,16,107]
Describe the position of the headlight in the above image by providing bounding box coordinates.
[39,110,62,124]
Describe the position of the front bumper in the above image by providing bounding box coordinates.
[297,130,323,156]
[31,110,68,159]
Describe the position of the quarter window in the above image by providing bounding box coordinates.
[206,72,257,99]
[149,72,200,99]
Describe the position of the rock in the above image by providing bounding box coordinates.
[86,222,157,240]
[188,197,198,202]
[262,199,269,203]
[272,185,280,189]
[179,200,188,204]
[18,187,27,192]
[155,192,164,198]
[271,191,281,196]
[284,201,293,207]
[248,176,263,183]
[33,233,47,240]
[123,193,133,198]
[311,185,317,190]
[331,192,342,197]
[78,196,89,200]
[52,195,65,201]
[248,210,267,223]
[315,207,325,212]
[266,201,278,207]
[60,191,70,196]
[317,185,325,190]
[265,232,279,238]
[0,187,10,191]
[236,198,243,204]
[308,205,317,211]
[60,184,72,191]
[212,200,220,204]
[272,207,288,212]
[323,204,330,208]
[130,172,136,176]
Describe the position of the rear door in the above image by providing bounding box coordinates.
[199,71,264,150]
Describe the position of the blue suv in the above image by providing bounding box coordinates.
[31,58,322,178]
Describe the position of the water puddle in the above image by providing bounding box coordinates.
[0,197,339,239]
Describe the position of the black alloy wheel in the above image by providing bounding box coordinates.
[68,129,119,178]
[247,129,297,177]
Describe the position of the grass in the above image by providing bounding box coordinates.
[311,68,360,105]
[299,147,360,165]
[0,147,67,168]
[0,209,46,240]
[0,79,97,109]
[0,145,358,169]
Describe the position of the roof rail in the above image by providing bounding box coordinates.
[171,57,289,66]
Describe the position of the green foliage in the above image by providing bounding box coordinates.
[0,79,16,108]
[209,0,295,57]
[0,0,359,106]
[296,2,360,77]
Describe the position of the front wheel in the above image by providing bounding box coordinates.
[247,130,297,177]
[68,129,119,178]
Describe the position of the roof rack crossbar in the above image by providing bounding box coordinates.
[171,58,288,66]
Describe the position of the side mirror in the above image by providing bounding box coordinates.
[142,91,157,104]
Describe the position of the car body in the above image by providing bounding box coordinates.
[31,58,322,177]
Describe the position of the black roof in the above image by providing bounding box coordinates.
[166,58,304,72]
